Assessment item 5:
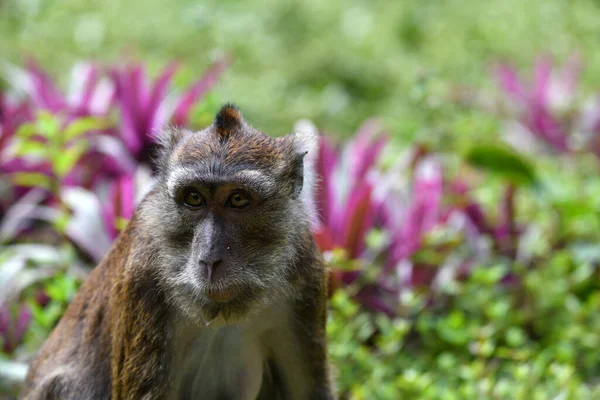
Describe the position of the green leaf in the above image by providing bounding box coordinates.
[36,111,60,139]
[15,122,38,139]
[56,275,79,302]
[365,229,387,252]
[465,144,537,186]
[13,139,48,159]
[53,212,70,234]
[12,172,52,190]
[553,199,595,219]
[506,327,527,347]
[46,274,77,303]
[63,117,107,142]
[53,141,88,178]
[115,217,129,232]
[39,302,64,329]
[26,301,46,326]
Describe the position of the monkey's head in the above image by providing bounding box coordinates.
[145,104,317,323]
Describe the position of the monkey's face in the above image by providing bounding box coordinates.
[152,106,313,323]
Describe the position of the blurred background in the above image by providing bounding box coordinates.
[2,0,600,398]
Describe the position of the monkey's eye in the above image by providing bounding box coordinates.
[183,190,206,208]
[226,191,250,209]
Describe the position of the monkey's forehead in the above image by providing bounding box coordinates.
[166,133,287,198]
[171,128,292,170]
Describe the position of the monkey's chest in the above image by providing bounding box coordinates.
[174,327,266,400]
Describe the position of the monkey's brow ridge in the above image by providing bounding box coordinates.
[167,168,277,197]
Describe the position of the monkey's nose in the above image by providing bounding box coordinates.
[199,259,222,281]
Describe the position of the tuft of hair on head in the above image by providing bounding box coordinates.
[152,126,191,174]
[214,103,245,139]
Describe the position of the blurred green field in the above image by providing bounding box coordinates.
[2,0,600,138]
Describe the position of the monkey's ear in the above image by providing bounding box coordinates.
[289,121,319,201]
[290,152,307,199]
[153,127,190,173]
[214,103,244,138]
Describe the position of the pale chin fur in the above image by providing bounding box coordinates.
[165,261,290,327]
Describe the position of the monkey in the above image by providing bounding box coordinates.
[21,104,336,400]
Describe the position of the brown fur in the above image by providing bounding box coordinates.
[214,103,244,138]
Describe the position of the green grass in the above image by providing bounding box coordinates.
[2,0,600,140]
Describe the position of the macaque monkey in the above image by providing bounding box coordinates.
[22,104,336,400]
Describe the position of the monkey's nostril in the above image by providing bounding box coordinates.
[199,259,222,281]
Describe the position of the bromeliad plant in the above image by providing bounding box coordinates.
[495,55,581,153]
[0,304,31,355]
[313,119,388,291]
[1,56,228,222]
[110,59,229,162]
[10,112,107,193]
[494,54,600,159]
[12,59,114,118]
[313,118,531,317]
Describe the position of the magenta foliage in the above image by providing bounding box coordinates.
[110,63,177,159]
[343,155,449,315]
[171,59,230,127]
[0,94,35,210]
[385,157,444,271]
[495,55,581,152]
[34,290,51,308]
[102,174,136,241]
[371,155,455,302]
[3,61,124,190]
[0,290,53,354]
[22,59,69,114]
[0,304,31,354]
[110,58,229,161]
[0,94,32,155]
[5,57,228,183]
[314,119,387,260]
[19,59,115,119]
[312,120,389,309]
[314,139,523,316]
[0,94,32,175]
[452,180,521,259]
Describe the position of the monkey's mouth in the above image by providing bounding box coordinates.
[206,287,237,303]
[198,284,266,323]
